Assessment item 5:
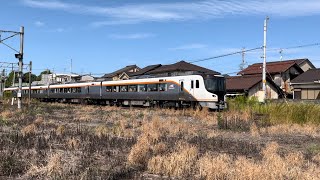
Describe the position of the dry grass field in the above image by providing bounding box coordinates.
[1,100,320,179]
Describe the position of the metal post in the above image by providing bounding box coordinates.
[262,17,269,103]
[17,26,24,109]
[70,59,72,82]
[29,61,32,104]
[12,70,15,87]
[0,69,3,98]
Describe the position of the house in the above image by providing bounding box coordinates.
[226,75,283,102]
[102,65,140,80]
[237,59,312,97]
[291,69,320,100]
[32,73,81,85]
[291,58,315,72]
[142,60,220,77]
[80,75,95,82]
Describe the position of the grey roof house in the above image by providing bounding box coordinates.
[291,69,320,100]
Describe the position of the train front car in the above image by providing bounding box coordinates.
[199,75,226,110]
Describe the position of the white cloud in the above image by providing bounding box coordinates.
[108,33,155,39]
[169,43,207,50]
[47,27,71,33]
[34,21,45,27]
[23,0,320,26]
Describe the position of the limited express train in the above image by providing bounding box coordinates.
[3,74,226,109]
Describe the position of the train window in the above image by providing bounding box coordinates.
[77,87,81,93]
[191,80,194,89]
[159,84,167,91]
[106,86,112,92]
[196,80,200,88]
[71,88,76,93]
[120,85,128,92]
[139,84,147,92]
[113,86,119,92]
[180,82,184,91]
[148,84,158,92]
[129,85,137,92]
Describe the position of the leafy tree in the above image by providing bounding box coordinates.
[22,73,37,83]
[5,71,18,88]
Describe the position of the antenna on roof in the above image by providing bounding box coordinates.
[279,49,283,61]
[240,47,247,70]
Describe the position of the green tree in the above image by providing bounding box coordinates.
[22,73,37,83]
[36,69,51,81]
[5,71,18,88]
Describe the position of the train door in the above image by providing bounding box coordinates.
[190,80,195,96]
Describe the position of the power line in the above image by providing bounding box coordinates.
[267,43,320,52]
[188,42,319,64]
[189,46,262,63]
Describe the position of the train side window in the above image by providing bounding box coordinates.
[196,80,199,88]
[159,84,167,91]
[113,86,119,92]
[129,85,137,92]
[106,86,112,92]
[148,84,158,92]
[71,88,77,93]
[120,85,128,92]
[139,84,147,92]
[181,82,184,91]
[191,80,194,89]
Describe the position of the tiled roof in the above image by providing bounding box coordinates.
[102,65,139,78]
[291,68,320,84]
[238,59,306,75]
[130,64,162,76]
[226,75,263,91]
[147,61,220,75]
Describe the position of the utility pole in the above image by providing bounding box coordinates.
[262,17,269,103]
[70,59,72,82]
[1,26,25,109]
[17,26,24,109]
[29,61,32,104]
[12,70,16,87]
[0,69,4,98]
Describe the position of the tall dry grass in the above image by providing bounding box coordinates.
[148,143,198,178]
[145,141,320,179]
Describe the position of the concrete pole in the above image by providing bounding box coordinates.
[29,61,32,104]
[262,17,269,103]
[17,26,24,109]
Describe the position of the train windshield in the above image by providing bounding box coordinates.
[204,76,226,93]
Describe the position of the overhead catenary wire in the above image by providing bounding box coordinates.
[188,42,319,64]
[189,46,263,63]
[268,43,320,52]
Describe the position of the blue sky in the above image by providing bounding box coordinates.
[0,0,320,76]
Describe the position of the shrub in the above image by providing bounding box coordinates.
[21,124,37,136]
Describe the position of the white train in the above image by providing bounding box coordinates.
[4,74,226,109]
